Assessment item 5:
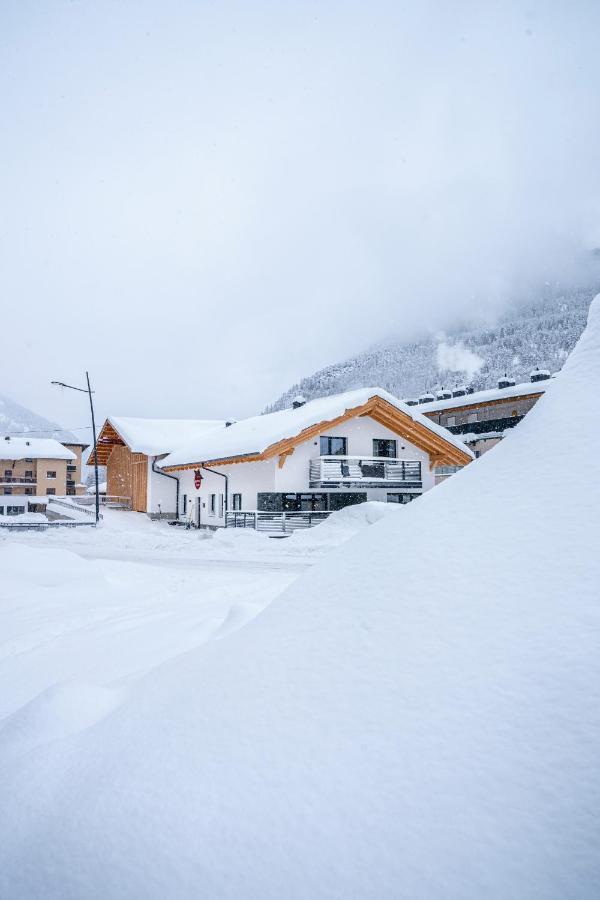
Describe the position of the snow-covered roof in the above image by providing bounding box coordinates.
[107,417,227,457]
[160,387,473,469]
[420,378,551,414]
[461,431,504,442]
[0,437,76,461]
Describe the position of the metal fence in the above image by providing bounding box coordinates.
[226,510,332,534]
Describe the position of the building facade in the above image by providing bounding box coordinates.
[418,373,552,448]
[0,437,81,503]
[159,389,473,528]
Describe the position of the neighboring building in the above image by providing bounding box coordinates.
[418,371,553,444]
[87,418,226,515]
[0,437,79,500]
[158,388,473,528]
[62,442,89,495]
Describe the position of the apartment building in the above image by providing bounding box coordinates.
[0,437,84,499]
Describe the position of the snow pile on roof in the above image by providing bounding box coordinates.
[108,417,227,456]
[422,377,550,413]
[160,387,472,468]
[0,299,599,896]
[0,437,75,461]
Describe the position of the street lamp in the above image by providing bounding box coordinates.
[51,371,100,525]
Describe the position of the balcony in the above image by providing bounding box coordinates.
[309,456,422,489]
[0,476,37,485]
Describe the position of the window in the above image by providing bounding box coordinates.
[387,493,416,504]
[4,469,11,477]
[7,505,24,516]
[25,458,33,463]
[24,488,33,495]
[46,470,57,479]
[46,488,56,495]
[182,493,187,515]
[232,493,242,510]
[219,493,224,517]
[210,494,216,515]
[0,506,3,515]
[373,439,397,458]
[3,488,12,495]
[320,436,347,456]
[25,470,33,478]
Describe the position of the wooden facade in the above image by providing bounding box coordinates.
[105,445,148,512]
[88,422,148,512]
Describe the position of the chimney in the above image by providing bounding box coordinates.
[530,367,550,383]
[292,394,307,409]
[498,374,515,390]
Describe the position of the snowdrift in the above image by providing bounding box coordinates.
[1,299,600,898]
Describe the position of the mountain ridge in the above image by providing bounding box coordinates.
[0,394,79,443]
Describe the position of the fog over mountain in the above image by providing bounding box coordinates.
[267,283,594,410]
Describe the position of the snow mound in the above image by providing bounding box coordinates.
[0,681,122,762]
[1,298,599,898]
[1,544,96,588]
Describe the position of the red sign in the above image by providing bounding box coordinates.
[194,469,202,490]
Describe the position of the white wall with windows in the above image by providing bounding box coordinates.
[170,415,436,527]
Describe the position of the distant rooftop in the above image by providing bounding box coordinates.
[0,436,76,461]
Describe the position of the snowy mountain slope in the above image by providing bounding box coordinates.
[268,284,594,409]
[0,301,598,897]
[0,393,77,442]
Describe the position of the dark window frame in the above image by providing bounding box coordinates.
[319,435,348,456]
[372,438,397,459]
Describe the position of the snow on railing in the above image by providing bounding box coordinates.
[309,456,421,487]
[226,510,331,534]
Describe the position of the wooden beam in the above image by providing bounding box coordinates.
[278,448,294,468]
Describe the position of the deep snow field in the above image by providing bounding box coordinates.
[0,502,396,724]
[1,297,599,899]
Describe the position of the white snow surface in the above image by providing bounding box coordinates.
[1,299,599,898]
[0,511,48,524]
[106,416,226,456]
[0,437,76,460]
[160,386,473,468]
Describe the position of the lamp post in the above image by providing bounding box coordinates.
[51,371,100,525]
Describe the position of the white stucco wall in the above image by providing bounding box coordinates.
[147,457,179,515]
[170,415,436,526]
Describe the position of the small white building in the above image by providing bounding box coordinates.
[158,388,473,528]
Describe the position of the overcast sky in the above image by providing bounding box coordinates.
[2,1,599,430]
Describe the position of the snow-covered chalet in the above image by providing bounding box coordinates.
[155,388,473,527]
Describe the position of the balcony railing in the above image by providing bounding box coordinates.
[226,510,331,533]
[309,456,422,488]
[0,476,37,484]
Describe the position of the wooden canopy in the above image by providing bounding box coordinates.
[161,395,473,473]
[86,420,126,467]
